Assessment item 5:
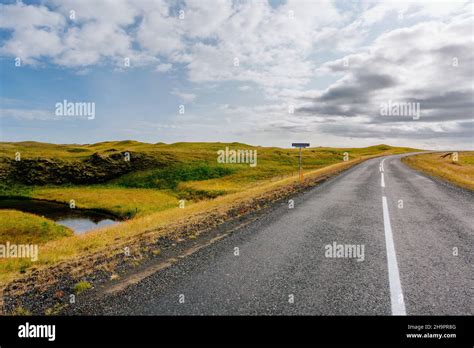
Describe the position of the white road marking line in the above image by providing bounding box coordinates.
[381,172,385,187]
[382,196,406,315]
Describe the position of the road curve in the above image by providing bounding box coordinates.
[78,155,473,315]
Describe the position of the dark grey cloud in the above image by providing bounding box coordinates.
[298,103,363,117]
[406,91,474,111]
[318,120,474,140]
[291,17,473,146]
[318,72,397,103]
[297,72,397,116]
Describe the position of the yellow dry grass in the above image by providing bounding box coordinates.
[402,152,474,190]
[31,187,179,217]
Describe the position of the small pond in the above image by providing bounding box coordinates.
[0,198,120,234]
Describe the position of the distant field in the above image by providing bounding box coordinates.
[402,152,474,190]
[0,141,417,217]
[0,141,419,283]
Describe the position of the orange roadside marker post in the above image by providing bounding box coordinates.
[291,143,310,184]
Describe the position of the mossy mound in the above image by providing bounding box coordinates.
[0,210,73,244]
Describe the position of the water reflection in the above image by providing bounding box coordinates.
[0,198,120,234]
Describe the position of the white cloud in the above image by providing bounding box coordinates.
[182,0,344,98]
[238,85,252,91]
[155,63,172,73]
[0,108,57,120]
[171,89,196,103]
[0,0,344,94]
[136,8,183,56]
[0,2,65,29]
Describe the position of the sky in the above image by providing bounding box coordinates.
[0,0,473,149]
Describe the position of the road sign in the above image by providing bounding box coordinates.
[292,143,310,183]
[291,143,310,148]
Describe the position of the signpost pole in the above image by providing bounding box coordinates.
[299,147,302,183]
[291,143,310,185]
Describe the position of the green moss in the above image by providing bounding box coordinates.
[73,281,92,295]
[45,303,65,315]
[13,306,32,316]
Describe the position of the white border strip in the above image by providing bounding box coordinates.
[382,196,406,315]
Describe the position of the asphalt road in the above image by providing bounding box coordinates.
[89,155,473,315]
